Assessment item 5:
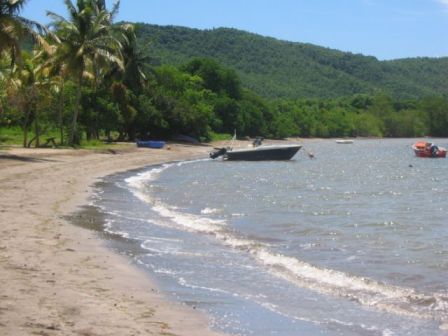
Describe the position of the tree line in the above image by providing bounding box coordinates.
[1,0,448,148]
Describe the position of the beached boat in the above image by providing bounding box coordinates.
[336,139,354,144]
[412,141,446,158]
[210,138,301,161]
[136,140,165,149]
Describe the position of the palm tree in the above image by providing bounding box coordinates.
[8,52,40,147]
[34,43,67,144]
[120,24,149,93]
[47,0,123,145]
[0,0,48,66]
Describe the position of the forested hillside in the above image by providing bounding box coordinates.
[135,24,448,100]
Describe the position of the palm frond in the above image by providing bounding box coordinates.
[1,0,28,15]
[95,47,123,69]
[15,15,47,34]
[63,0,77,22]
[46,11,69,25]
[110,0,120,21]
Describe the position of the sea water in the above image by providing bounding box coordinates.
[92,139,448,335]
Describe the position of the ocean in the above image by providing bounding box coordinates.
[91,138,448,335]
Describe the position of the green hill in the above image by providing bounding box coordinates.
[134,23,448,99]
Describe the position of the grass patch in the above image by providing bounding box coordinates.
[0,126,133,150]
[0,126,23,145]
[208,131,233,142]
[0,126,65,146]
[81,139,133,150]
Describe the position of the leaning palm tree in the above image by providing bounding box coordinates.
[47,0,123,145]
[0,0,48,66]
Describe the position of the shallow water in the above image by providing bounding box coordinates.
[93,139,448,335]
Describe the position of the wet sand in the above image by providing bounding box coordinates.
[0,144,226,336]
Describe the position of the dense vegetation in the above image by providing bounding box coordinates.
[135,24,448,100]
[1,1,448,148]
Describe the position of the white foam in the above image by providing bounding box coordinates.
[154,268,178,276]
[125,163,173,205]
[201,207,223,215]
[103,219,130,238]
[382,329,395,336]
[255,249,448,321]
[125,159,210,207]
[178,277,229,294]
[144,236,182,243]
[152,203,226,234]
[139,246,164,256]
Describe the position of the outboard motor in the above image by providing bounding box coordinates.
[252,137,264,147]
[210,147,227,159]
[431,145,439,157]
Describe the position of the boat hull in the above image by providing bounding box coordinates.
[224,145,301,161]
[136,140,165,149]
[413,148,446,158]
[412,141,446,158]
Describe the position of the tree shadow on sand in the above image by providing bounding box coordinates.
[0,153,59,163]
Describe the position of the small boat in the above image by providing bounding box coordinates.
[136,140,165,149]
[336,139,354,144]
[412,141,446,158]
[210,144,301,161]
[210,138,301,161]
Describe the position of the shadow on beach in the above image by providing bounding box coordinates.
[0,153,60,163]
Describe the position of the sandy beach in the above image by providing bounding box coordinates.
[0,144,226,336]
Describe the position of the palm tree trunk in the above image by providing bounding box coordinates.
[22,107,31,148]
[32,86,40,148]
[23,121,29,147]
[34,104,40,147]
[59,79,65,145]
[69,73,83,146]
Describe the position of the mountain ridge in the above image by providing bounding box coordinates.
[134,23,448,99]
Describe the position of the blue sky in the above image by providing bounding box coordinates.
[23,0,448,60]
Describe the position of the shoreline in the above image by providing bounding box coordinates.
[0,144,227,336]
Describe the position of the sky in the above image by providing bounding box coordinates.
[22,0,448,60]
